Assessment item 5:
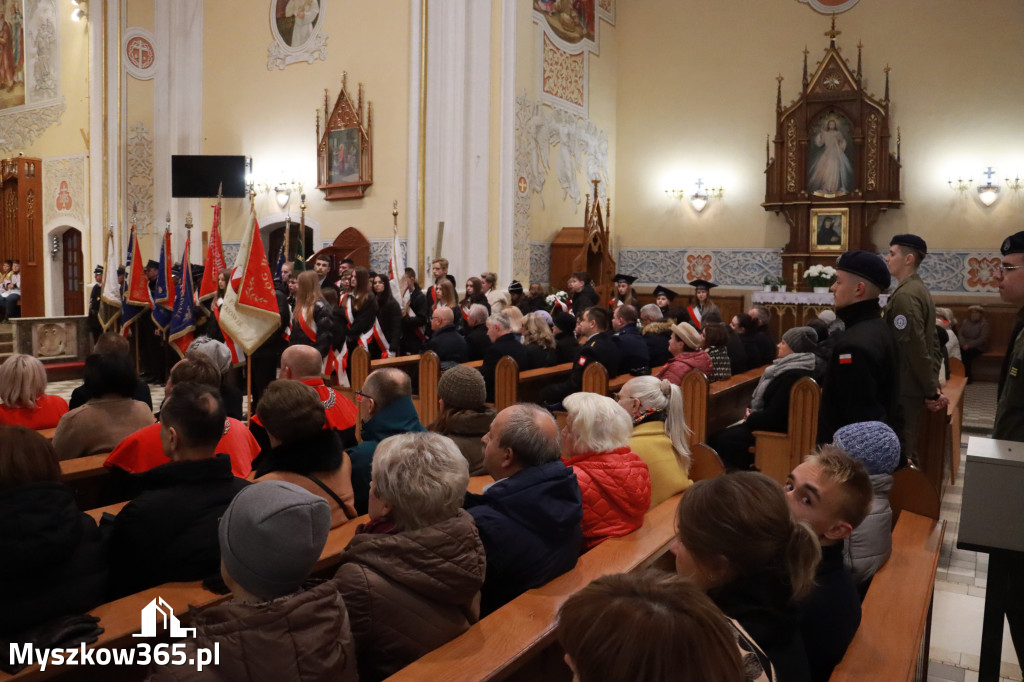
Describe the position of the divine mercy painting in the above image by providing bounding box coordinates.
[806,113,854,197]
[0,0,25,110]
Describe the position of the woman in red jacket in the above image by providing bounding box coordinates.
[657,321,713,385]
[562,392,651,549]
[0,354,68,429]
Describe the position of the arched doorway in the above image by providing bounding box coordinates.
[265,222,314,267]
[61,228,85,315]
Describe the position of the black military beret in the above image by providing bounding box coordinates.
[145,260,160,270]
[890,234,927,255]
[835,250,891,291]
[1000,231,1024,256]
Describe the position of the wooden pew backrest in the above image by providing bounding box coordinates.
[889,465,941,524]
[494,356,521,412]
[350,346,371,391]
[752,376,820,485]
[689,442,725,482]
[580,361,608,395]
[419,351,441,426]
[681,370,710,446]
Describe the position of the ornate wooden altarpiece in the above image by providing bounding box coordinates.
[316,73,373,200]
[574,180,616,305]
[763,18,902,290]
[0,157,43,316]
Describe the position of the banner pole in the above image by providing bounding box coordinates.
[246,355,253,426]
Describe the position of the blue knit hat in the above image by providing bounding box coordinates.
[832,421,901,475]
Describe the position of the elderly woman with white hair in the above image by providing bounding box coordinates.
[617,376,693,507]
[333,432,486,681]
[656,322,713,385]
[562,393,652,549]
[0,354,68,429]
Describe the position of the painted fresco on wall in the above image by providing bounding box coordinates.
[0,0,25,110]
[534,0,595,44]
[275,0,321,47]
[806,112,855,197]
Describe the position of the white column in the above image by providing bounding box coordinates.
[497,0,516,285]
[154,0,203,259]
[424,0,491,283]
[405,0,422,277]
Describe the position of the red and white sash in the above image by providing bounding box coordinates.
[687,305,702,330]
[214,304,246,366]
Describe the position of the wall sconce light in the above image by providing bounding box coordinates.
[664,187,686,199]
[1006,176,1023,193]
[977,167,1000,207]
[274,184,292,210]
[71,0,87,22]
[948,176,972,192]
[666,178,724,213]
[51,235,60,260]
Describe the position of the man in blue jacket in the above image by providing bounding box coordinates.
[465,403,583,615]
[612,304,650,376]
[347,368,426,514]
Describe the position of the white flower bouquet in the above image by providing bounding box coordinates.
[803,265,837,288]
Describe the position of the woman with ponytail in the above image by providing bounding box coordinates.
[617,376,692,506]
[672,471,820,682]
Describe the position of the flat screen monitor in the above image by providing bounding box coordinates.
[171,155,248,198]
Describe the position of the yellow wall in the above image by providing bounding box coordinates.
[614,0,1024,250]
[17,1,90,159]
[201,1,411,247]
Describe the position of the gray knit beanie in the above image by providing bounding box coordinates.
[437,364,486,411]
[782,326,818,354]
[219,481,331,601]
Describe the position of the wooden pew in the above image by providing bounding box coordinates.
[492,356,521,412]
[752,377,821,485]
[916,371,967,494]
[386,492,683,682]
[681,366,766,447]
[419,351,441,425]
[59,452,117,510]
[688,442,725,482]
[829,511,945,682]
[349,345,371,391]
[35,427,56,440]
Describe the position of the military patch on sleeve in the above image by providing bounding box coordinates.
[839,353,853,365]
[1012,366,1019,377]
[578,356,587,367]
[893,314,908,330]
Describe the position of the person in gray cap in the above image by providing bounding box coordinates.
[817,250,902,446]
[884,234,945,464]
[991,229,1024,682]
[149,480,358,681]
[709,325,819,469]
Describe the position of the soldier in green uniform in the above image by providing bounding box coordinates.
[993,231,1024,441]
[991,230,1024,681]
[883,234,946,464]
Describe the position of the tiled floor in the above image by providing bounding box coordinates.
[929,382,1021,682]
[48,378,166,412]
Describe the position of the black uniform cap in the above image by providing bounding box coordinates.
[835,250,891,292]
[1000,231,1024,256]
[890,234,927,256]
[145,260,160,270]
[94,265,104,275]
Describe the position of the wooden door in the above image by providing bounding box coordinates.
[62,229,84,315]
[266,223,314,268]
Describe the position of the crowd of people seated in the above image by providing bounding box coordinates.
[0,237,986,680]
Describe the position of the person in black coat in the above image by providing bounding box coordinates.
[87,265,103,343]
[464,404,583,615]
[0,427,109,645]
[553,312,580,364]
[817,252,902,443]
[611,305,650,376]
[370,272,403,358]
[107,384,248,598]
[480,313,530,401]
[567,272,599,318]
[462,304,492,361]
[399,268,431,355]
[542,307,618,405]
[290,271,336,358]
[425,307,469,366]
[709,327,818,470]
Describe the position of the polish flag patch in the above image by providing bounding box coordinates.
[839,353,853,365]
[578,356,587,367]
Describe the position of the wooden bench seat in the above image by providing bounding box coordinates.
[829,511,945,682]
[752,376,820,484]
[682,366,765,447]
[386,491,684,682]
[59,452,117,510]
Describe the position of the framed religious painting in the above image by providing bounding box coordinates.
[809,207,848,253]
[316,72,372,200]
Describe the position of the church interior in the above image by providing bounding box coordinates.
[0,1,1022,680]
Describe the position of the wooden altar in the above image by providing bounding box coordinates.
[0,156,43,316]
[763,18,902,291]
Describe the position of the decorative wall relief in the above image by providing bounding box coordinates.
[126,123,154,235]
[0,0,62,152]
[368,238,407,275]
[533,0,613,117]
[541,33,585,112]
[797,0,860,14]
[42,153,86,228]
[124,27,156,80]
[267,0,328,70]
[617,248,784,288]
[529,241,551,286]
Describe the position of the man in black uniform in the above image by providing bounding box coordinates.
[480,312,529,402]
[87,265,104,343]
[542,306,619,406]
[567,272,599,318]
[611,305,649,376]
[399,267,431,355]
[817,250,902,444]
